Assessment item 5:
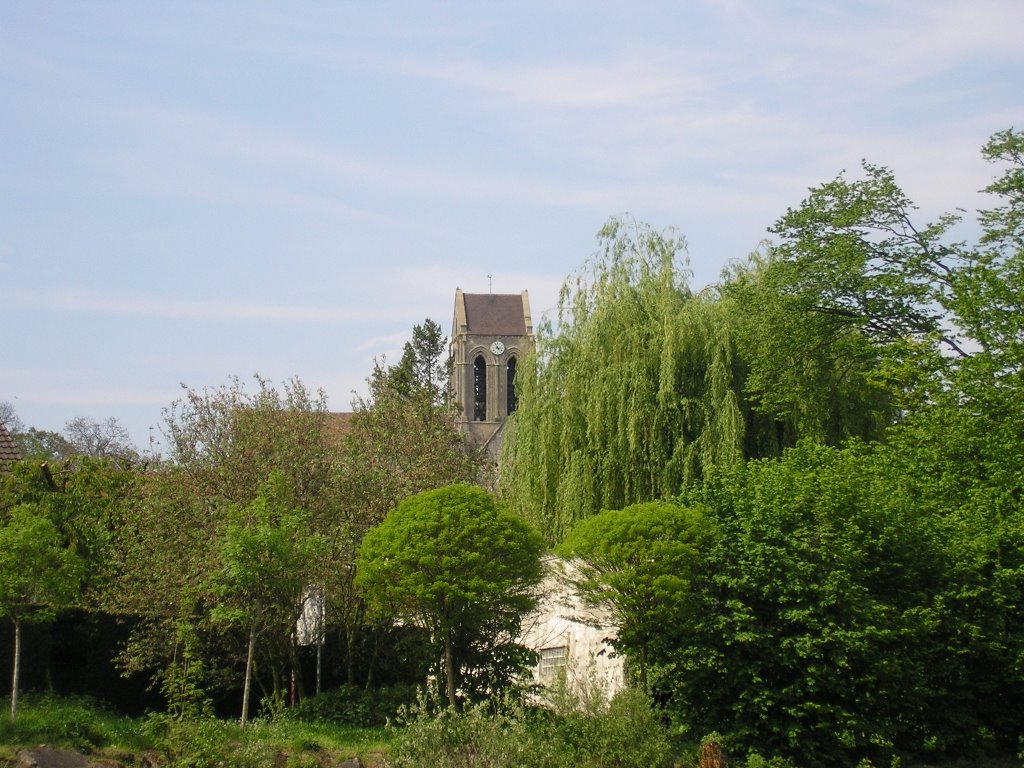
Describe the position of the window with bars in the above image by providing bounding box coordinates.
[506,356,518,415]
[538,645,568,682]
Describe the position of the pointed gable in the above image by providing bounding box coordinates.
[0,422,21,466]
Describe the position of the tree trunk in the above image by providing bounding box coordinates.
[444,633,458,709]
[364,627,382,690]
[42,623,55,694]
[241,622,256,728]
[316,641,323,696]
[289,636,305,702]
[10,619,20,724]
[345,623,357,686]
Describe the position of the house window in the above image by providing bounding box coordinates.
[473,355,487,421]
[506,356,518,415]
[538,645,568,683]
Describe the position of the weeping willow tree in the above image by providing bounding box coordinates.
[500,218,790,542]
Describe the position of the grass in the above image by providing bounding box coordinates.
[0,694,149,753]
[0,695,392,767]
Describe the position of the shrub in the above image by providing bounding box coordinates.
[143,714,235,768]
[385,684,673,768]
[387,692,551,768]
[288,684,418,727]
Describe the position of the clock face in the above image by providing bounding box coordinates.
[490,340,505,355]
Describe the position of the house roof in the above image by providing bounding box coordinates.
[0,422,21,464]
[324,412,354,447]
[458,291,532,336]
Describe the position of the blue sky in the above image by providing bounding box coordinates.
[3,1,1023,450]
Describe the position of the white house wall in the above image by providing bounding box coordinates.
[518,558,625,698]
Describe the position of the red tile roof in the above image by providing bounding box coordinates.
[0,422,20,464]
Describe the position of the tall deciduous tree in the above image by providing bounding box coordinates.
[9,428,75,462]
[719,248,897,442]
[727,156,981,433]
[355,484,543,708]
[209,472,325,727]
[0,403,137,461]
[63,416,137,460]
[500,218,795,542]
[113,375,337,708]
[0,456,133,710]
[666,129,1024,763]
[162,375,334,512]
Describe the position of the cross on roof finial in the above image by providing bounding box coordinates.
[488,274,493,293]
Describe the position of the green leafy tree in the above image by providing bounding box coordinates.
[951,128,1024,388]
[766,161,969,356]
[557,501,712,691]
[0,403,138,461]
[10,427,75,462]
[0,504,85,722]
[162,375,334,511]
[728,141,1024,435]
[0,456,133,710]
[501,218,798,541]
[209,471,325,727]
[384,318,450,405]
[867,132,1024,754]
[720,248,897,442]
[355,484,544,708]
[672,129,1024,762]
[1,456,132,590]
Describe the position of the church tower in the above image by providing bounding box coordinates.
[450,289,534,458]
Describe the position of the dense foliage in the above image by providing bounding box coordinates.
[499,218,889,543]
[2,128,1023,767]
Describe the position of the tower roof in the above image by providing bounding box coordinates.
[454,290,533,337]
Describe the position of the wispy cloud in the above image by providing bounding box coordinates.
[379,51,704,110]
[98,105,625,214]
[5,386,181,408]
[2,286,406,323]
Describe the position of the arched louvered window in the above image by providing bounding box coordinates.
[506,356,518,415]
[473,355,487,421]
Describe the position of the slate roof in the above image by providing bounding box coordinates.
[462,293,527,336]
[0,422,21,464]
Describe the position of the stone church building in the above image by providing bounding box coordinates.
[449,289,534,459]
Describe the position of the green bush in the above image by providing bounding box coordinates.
[288,684,418,727]
[143,714,237,768]
[387,693,549,768]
